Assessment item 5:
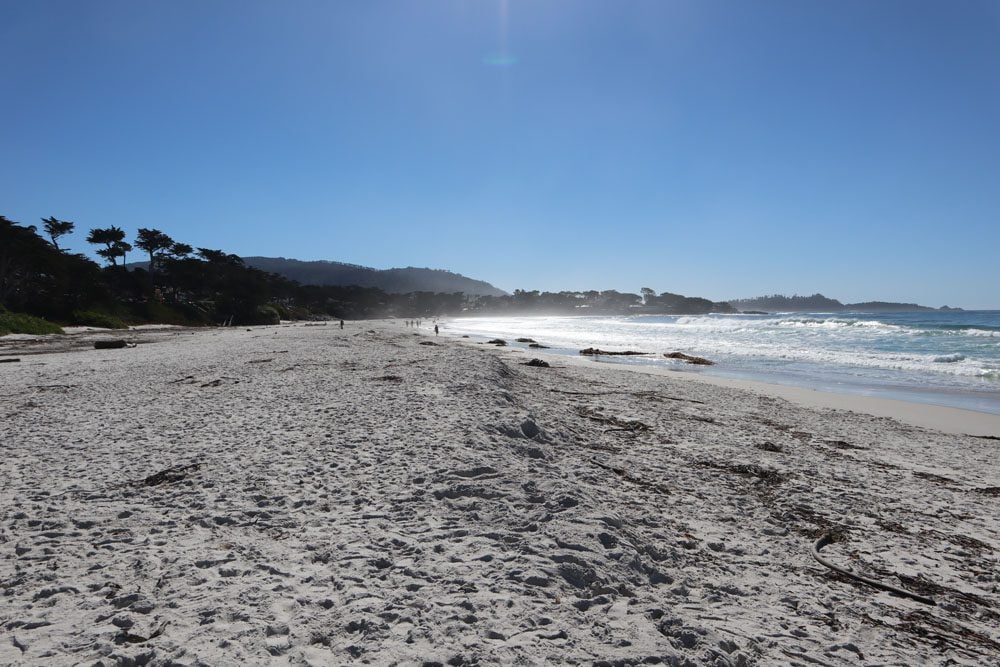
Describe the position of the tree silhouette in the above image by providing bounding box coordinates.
[0,215,32,305]
[86,226,131,268]
[41,217,75,250]
[197,248,243,265]
[2,216,109,317]
[135,228,174,276]
[102,241,132,268]
[169,242,193,258]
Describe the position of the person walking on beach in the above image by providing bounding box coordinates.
[434,324,439,336]
[340,320,344,329]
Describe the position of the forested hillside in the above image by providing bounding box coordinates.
[242,257,506,296]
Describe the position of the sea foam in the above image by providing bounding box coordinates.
[447,311,1000,413]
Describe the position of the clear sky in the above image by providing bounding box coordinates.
[2,1,999,308]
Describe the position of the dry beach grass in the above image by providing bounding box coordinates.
[1,322,998,665]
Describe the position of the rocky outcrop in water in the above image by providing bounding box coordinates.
[664,352,714,366]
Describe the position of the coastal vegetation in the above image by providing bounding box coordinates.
[0,307,64,336]
[241,256,506,296]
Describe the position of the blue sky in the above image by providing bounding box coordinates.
[2,1,999,308]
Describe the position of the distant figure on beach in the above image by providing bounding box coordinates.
[434,325,439,335]
[340,320,344,329]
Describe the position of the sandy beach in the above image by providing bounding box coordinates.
[1,322,998,665]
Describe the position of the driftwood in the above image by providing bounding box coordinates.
[664,352,714,365]
[580,348,649,356]
[812,533,936,605]
[94,340,128,350]
[0,358,20,363]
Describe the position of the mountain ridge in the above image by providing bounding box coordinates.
[240,257,507,296]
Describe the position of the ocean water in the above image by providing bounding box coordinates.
[445,311,1000,416]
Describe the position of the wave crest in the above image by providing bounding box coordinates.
[963,328,1000,337]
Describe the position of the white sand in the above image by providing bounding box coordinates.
[1,322,998,665]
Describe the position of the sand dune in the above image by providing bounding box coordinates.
[1,322,997,665]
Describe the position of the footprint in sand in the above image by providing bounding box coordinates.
[265,624,291,655]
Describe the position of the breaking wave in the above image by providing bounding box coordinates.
[962,328,1000,337]
[447,310,1000,412]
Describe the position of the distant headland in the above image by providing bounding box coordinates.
[728,293,962,313]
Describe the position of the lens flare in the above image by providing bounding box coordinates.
[483,0,515,67]
[483,53,517,66]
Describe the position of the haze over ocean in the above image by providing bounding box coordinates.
[2,1,999,308]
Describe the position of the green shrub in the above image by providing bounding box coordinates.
[72,310,128,329]
[0,311,64,336]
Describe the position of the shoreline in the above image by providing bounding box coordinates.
[441,330,1000,438]
[441,313,1000,421]
[513,347,1000,438]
